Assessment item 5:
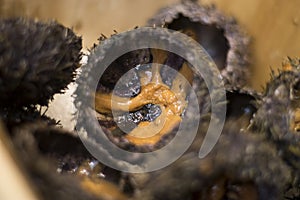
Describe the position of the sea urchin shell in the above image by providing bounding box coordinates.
[0,18,82,107]
[148,0,251,87]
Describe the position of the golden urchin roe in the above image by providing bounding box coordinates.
[282,58,300,72]
[95,83,185,146]
[81,178,127,200]
[95,49,194,146]
[292,108,300,132]
[282,63,293,71]
[95,83,185,114]
[125,104,181,143]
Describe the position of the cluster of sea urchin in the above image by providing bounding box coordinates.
[1,1,300,200]
[0,17,135,200]
[75,1,300,200]
[148,0,251,87]
[75,0,252,154]
[0,18,82,130]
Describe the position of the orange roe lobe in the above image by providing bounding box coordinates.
[81,178,127,200]
[125,115,182,146]
[282,63,293,71]
[291,108,300,132]
[95,83,186,115]
[95,82,185,146]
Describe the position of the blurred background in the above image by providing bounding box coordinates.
[1,0,299,90]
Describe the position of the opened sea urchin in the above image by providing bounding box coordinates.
[148,0,251,87]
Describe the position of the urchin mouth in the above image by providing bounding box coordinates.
[95,49,194,147]
[165,15,229,71]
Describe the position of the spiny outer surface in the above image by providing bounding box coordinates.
[0,18,82,107]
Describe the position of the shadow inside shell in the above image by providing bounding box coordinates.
[226,91,257,121]
[167,15,229,70]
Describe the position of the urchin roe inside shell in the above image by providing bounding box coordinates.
[281,59,300,132]
[291,80,300,132]
[293,108,300,132]
[95,49,194,147]
[166,15,229,70]
[80,178,128,200]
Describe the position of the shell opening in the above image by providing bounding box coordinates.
[95,49,195,149]
[166,15,229,70]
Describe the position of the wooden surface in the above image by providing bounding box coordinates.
[1,0,299,89]
[0,124,38,200]
[202,0,300,89]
